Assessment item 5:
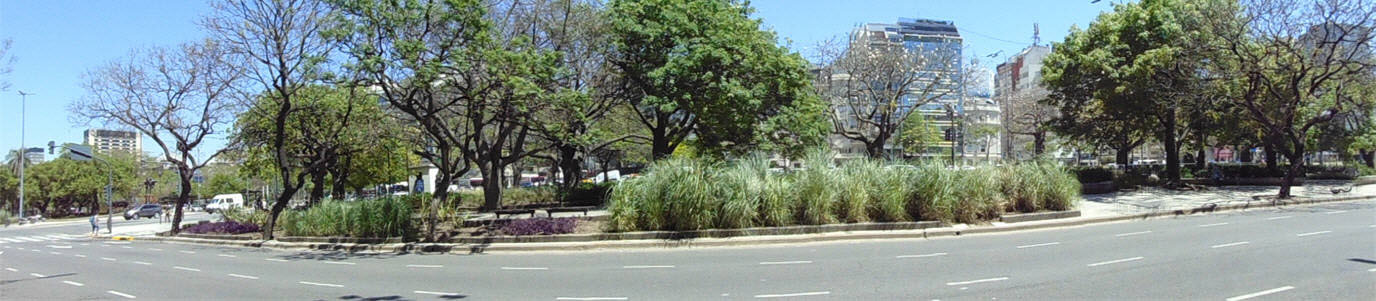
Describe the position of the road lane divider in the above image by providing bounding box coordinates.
[1114,231,1151,237]
[501,267,549,270]
[133,261,152,265]
[415,290,462,296]
[1015,242,1060,249]
[754,291,830,298]
[106,290,137,299]
[1295,231,1331,237]
[946,277,1009,286]
[1225,286,1293,301]
[1086,256,1144,267]
[759,261,812,265]
[101,257,117,261]
[623,265,675,269]
[228,273,259,279]
[173,266,202,272]
[406,264,443,268]
[1323,210,1347,214]
[322,261,355,265]
[298,281,344,288]
[1198,222,1229,228]
[62,280,84,286]
[1210,241,1250,249]
[896,253,948,259]
[217,254,237,258]
[1265,216,1292,220]
[178,250,196,254]
[556,297,629,300]
[265,258,289,262]
[29,273,45,278]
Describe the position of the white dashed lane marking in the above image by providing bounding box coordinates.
[265,258,289,262]
[63,280,84,286]
[174,266,202,272]
[1114,231,1151,237]
[298,281,344,288]
[556,297,629,301]
[1198,222,1229,228]
[896,253,948,259]
[218,254,237,258]
[1226,286,1294,301]
[754,291,831,298]
[1087,256,1144,267]
[622,265,675,269]
[415,290,462,296]
[107,290,137,299]
[1296,231,1331,237]
[229,273,260,280]
[758,261,812,265]
[1211,241,1250,249]
[946,277,1009,286]
[1016,242,1060,249]
[133,261,152,265]
[407,264,443,268]
[322,261,355,265]
[501,267,549,270]
[1266,216,1292,220]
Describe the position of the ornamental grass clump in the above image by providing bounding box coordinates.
[951,165,1004,223]
[908,161,956,222]
[835,160,876,223]
[869,166,912,222]
[717,155,767,229]
[794,149,837,225]
[281,197,413,238]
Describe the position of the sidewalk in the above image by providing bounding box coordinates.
[1078,180,1371,218]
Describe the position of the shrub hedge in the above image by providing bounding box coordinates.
[606,151,1081,232]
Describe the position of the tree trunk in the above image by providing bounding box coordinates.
[1033,133,1046,156]
[558,146,580,201]
[1360,149,1374,168]
[330,156,349,199]
[1163,125,1181,185]
[308,169,326,204]
[1264,144,1279,170]
[428,171,452,241]
[866,140,885,159]
[261,185,299,240]
[1239,145,1253,163]
[169,170,193,235]
[1279,150,1304,199]
[1115,147,1133,166]
[481,159,503,211]
[651,124,672,160]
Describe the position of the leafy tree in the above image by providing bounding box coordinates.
[897,113,941,157]
[1200,0,1375,198]
[607,0,829,160]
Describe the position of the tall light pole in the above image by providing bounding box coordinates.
[16,90,32,219]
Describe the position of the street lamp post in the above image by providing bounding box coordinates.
[16,90,32,219]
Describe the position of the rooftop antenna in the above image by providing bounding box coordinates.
[1033,23,1041,46]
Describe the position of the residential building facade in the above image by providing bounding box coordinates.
[996,45,1053,160]
[84,129,142,155]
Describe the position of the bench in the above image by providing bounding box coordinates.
[494,209,535,219]
[544,206,594,217]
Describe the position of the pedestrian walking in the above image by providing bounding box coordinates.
[90,214,99,236]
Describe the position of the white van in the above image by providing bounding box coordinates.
[205,193,247,214]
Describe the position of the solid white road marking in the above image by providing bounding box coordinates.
[4,268,16,272]
[29,273,45,278]
[101,257,117,261]
[322,261,355,265]
[1087,256,1144,267]
[501,267,549,270]
[217,254,237,258]
[74,254,87,258]
[896,253,948,259]
[946,276,1012,285]
[179,250,196,254]
[1198,222,1229,228]
[63,280,84,286]
[1114,231,1152,237]
[133,261,152,265]
[406,264,443,268]
[47,245,72,249]
[228,273,259,279]
[265,258,289,262]
[1225,286,1294,301]
[759,261,812,265]
[556,297,629,301]
[107,290,137,299]
[174,266,201,272]
[754,291,831,298]
[1211,241,1251,249]
[1266,216,1293,220]
[1324,210,1347,214]
[148,248,163,251]
[946,277,1009,286]
[298,281,344,288]
[49,251,62,255]
[1296,231,1332,237]
[1368,268,1376,272]
[1016,242,1060,249]
[623,265,675,269]
[415,291,461,296]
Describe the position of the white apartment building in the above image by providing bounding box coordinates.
[84,129,142,155]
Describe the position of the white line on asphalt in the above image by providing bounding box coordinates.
[4,268,15,272]
[753,291,831,298]
[49,251,62,255]
[29,273,45,278]
[74,254,86,258]
[556,297,629,300]
[759,261,812,265]
[265,258,289,262]
[148,248,163,251]
[1266,216,1293,220]
[1016,242,1060,249]
[179,250,196,254]
[101,257,117,261]
[80,243,89,246]
[47,245,72,249]
[63,280,84,286]
[1114,231,1151,237]
[217,254,237,258]
[1368,268,1375,272]
[322,261,355,265]
[1199,222,1229,228]
[104,241,130,245]
[298,281,344,288]
[946,277,1009,286]
[1296,231,1332,237]
[174,266,201,272]
[501,267,549,270]
[1087,256,1144,267]
[107,290,137,299]
[896,253,948,259]
[623,265,675,269]
[1211,241,1251,249]
[414,291,461,296]
[1324,210,1347,214]
[121,246,131,249]
[30,249,39,252]
[15,247,23,250]
[1225,286,1294,301]
[133,261,151,265]
[406,264,443,268]
[228,273,259,280]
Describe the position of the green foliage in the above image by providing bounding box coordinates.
[898,114,943,155]
[222,206,269,230]
[607,0,829,159]
[281,197,414,238]
[0,210,12,227]
[1073,167,1116,183]
[607,151,1082,232]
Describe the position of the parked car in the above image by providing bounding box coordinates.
[205,193,247,214]
[123,204,162,220]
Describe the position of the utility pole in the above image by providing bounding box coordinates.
[16,90,32,219]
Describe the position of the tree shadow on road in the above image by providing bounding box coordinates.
[0,272,76,285]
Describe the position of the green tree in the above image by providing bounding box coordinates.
[897,114,941,156]
[607,0,828,160]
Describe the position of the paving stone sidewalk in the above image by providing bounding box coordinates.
[1077,180,1372,218]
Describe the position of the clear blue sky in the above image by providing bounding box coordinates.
[0,0,1118,159]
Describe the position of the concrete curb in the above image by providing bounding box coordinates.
[138,194,1375,254]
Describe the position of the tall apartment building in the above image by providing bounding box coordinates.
[828,18,973,160]
[995,45,1052,160]
[23,147,45,164]
[84,129,142,155]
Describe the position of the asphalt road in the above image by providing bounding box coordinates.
[1,201,1373,300]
